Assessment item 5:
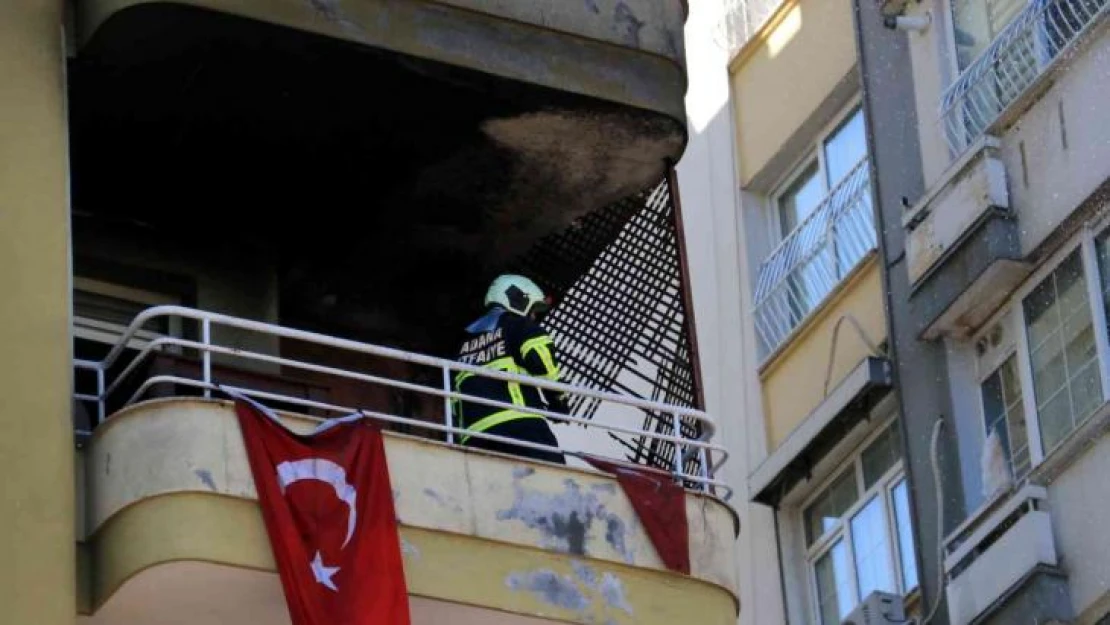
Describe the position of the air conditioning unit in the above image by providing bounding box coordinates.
[841,591,906,625]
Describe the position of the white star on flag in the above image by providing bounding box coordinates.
[311,551,340,591]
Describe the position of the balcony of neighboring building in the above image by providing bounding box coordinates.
[893,0,1110,340]
[72,305,739,625]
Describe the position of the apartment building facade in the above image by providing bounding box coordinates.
[0,2,743,624]
[677,0,922,623]
[855,0,1110,624]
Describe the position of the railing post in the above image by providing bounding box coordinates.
[201,318,212,398]
[698,448,710,493]
[671,412,683,479]
[96,368,105,425]
[442,365,454,444]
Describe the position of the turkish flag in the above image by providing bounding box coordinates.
[581,455,690,575]
[232,393,411,625]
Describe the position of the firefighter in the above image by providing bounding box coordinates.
[453,274,567,465]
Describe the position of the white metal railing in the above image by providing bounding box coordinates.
[71,305,731,497]
[752,159,876,357]
[941,0,1109,156]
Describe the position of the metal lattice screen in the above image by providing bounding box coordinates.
[511,177,703,478]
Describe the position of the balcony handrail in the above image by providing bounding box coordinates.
[751,158,875,356]
[73,305,731,497]
[940,0,1109,156]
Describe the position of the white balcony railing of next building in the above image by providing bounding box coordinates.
[72,306,731,498]
[752,159,876,358]
[940,0,1109,156]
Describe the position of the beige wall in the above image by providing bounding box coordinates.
[0,1,76,623]
[676,2,789,624]
[759,257,886,450]
[906,0,955,190]
[82,399,739,623]
[730,0,858,187]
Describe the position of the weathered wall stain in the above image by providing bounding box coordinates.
[613,2,645,47]
[506,569,591,612]
[498,474,635,563]
[507,560,635,621]
[305,0,363,38]
[193,468,217,491]
[598,572,632,614]
[400,537,421,561]
[422,487,464,514]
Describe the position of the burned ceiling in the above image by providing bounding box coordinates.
[67,3,686,352]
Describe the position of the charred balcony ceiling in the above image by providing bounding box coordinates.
[68,0,688,351]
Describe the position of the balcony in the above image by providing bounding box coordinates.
[753,159,876,357]
[940,0,1110,158]
[74,306,739,625]
[903,137,1026,339]
[899,0,1110,340]
[943,485,1072,625]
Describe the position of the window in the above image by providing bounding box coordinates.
[957,227,1110,495]
[804,423,918,624]
[1023,250,1101,452]
[73,276,182,348]
[778,160,823,238]
[755,104,874,354]
[775,106,868,241]
[980,354,1032,481]
[950,0,1028,70]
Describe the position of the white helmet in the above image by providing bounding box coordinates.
[485,274,550,317]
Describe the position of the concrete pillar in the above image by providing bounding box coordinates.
[0,1,76,623]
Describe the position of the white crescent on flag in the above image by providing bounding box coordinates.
[276,458,359,548]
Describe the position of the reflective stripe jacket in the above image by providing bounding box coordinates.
[453,307,568,439]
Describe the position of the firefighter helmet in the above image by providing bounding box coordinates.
[485,274,550,317]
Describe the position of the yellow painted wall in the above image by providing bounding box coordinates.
[0,1,76,623]
[759,257,886,450]
[730,0,857,186]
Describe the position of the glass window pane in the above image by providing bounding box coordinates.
[1096,229,1110,330]
[805,470,860,546]
[815,540,854,625]
[778,161,823,237]
[1025,279,1061,350]
[861,424,902,489]
[823,108,867,186]
[1039,389,1074,450]
[1023,250,1101,454]
[1070,362,1102,429]
[850,496,897,599]
[892,480,919,591]
[950,0,1028,70]
[981,355,1030,481]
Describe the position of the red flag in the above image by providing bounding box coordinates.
[233,394,411,625]
[581,455,690,575]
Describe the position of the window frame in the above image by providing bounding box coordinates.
[976,349,1032,484]
[799,420,918,625]
[966,223,1110,483]
[944,0,1030,73]
[72,276,183,349]
[769,98,865,244]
